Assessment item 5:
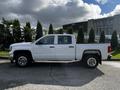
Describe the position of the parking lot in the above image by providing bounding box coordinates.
[0,60,120,90]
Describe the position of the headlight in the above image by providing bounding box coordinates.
[9,46,12,51]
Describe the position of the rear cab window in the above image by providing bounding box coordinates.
[58,36,72,44]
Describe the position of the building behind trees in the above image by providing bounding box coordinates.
[63,14,120,43]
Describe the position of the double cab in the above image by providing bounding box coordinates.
[9,34,111,68]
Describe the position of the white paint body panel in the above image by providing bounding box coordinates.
[55,44,75,60]
[31,44,56,60]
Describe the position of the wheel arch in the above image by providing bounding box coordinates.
[82,49,102,64]
[13,50,33,61]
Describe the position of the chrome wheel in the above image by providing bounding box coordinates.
[87,57,97,67]
[17,56,28,66]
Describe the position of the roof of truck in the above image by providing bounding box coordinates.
[46,34,74,36]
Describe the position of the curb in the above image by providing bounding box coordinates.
[109,59,120,61]
[0,57,9,60]
[104,59,120,61]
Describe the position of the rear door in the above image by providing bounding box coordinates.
[55,35,75,60]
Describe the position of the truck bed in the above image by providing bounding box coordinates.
[76,43,110,60]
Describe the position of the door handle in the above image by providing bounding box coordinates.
[49,46,55,48]
[69,46,74,48]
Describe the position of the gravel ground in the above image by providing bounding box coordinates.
[0,60,120,90]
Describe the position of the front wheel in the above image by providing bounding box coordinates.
[83,55,99,68]
[15,54,29,67]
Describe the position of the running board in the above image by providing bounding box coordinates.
[35,60,80,63]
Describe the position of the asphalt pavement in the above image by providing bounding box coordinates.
[0,60,120,90]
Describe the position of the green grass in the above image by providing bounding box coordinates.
[112,49,120,59]
[0,51,9,58]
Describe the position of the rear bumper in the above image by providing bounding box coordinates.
[107,55,112,60]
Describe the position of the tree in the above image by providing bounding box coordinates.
[99,31,105,43]
[26,22,31,28]
[35,21,43,40]
[24,22,32,42]
[0,24,5,43]
[77,28,84,43]
[48,24,54,34]
[67,28,73,34]
[12,19,21,42]
[4,27,14,48]
[1,18,14,49]
[111,31,118,50]
[56,28,64,34]
[2,18,13,26]
[88,28,95,43]
[0,24,5,50]
[59,29,63,34]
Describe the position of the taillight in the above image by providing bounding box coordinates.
[108,46,112,53]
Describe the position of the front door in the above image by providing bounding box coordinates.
[32,35,56,61]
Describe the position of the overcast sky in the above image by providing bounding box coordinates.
[0,0,120,28]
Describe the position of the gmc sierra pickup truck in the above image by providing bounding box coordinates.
[9,34,112,68]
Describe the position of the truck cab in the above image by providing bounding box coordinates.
[32,34,76,61]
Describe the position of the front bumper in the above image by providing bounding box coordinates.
[9,51,15,63]
[9,57,14,63]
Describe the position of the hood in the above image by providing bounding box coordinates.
[10,42,32,47]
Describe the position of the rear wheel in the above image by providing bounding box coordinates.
[15,54,30,67]
[83,55,99,68]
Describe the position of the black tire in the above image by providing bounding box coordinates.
[15,54,30,67]
[83,55,99,68]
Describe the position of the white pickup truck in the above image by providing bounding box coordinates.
[9,34,111,68]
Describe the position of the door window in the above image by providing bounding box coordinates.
[58,36,72,44]
[36,36,54,45]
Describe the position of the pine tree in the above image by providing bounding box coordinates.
[99,31,105,43]
[111,31,118,50]
[48,24,54,34]
[26,22,31,28]
[35,21,43,40]
[12,19,21,42]
[77,28,84,43]
[67,28,73,34]
[0,24,5,50]
[24,22,32,42]
[59,29,63,34]
[88,28,95,43]
[1,18,14,49]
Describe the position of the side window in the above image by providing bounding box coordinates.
[58,36,72,44]
[36,36,54,45]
